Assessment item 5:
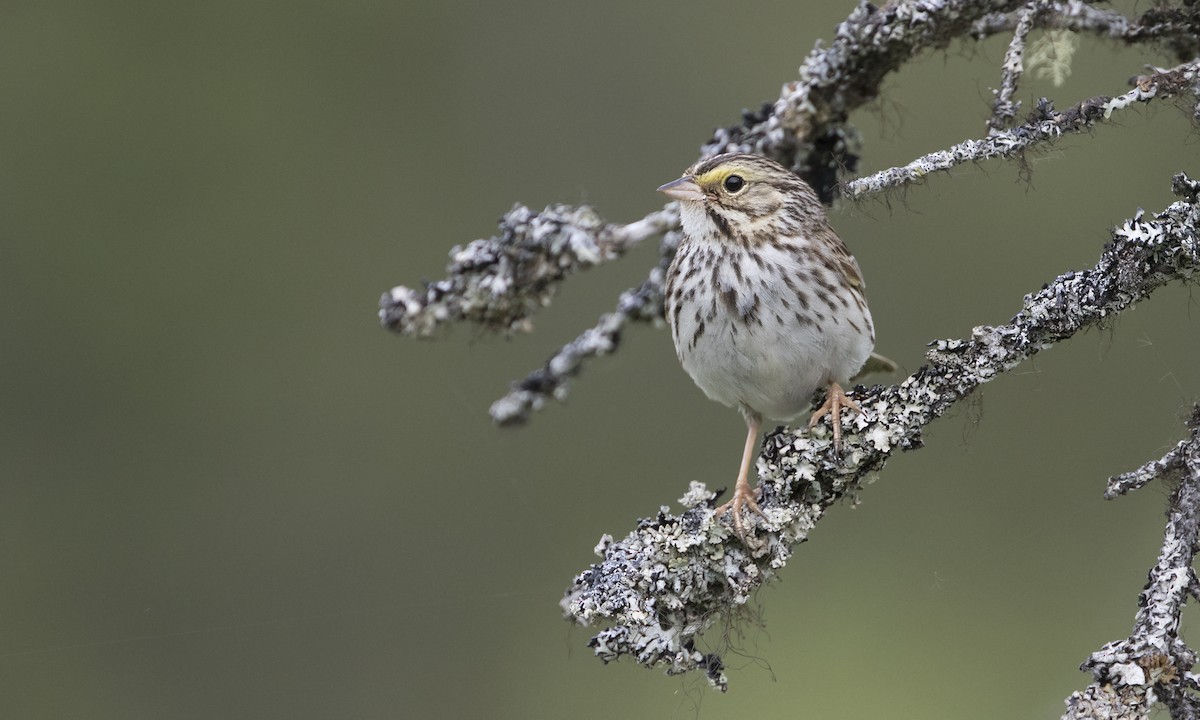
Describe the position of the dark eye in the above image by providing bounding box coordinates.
[723,175,745,193]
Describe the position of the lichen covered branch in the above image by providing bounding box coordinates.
[561,174,1200,691]
[379,204,676,337]
[1106,439,1191,500]
[987,1,1044,134]
[489,230,679,425]
[1062,405,1200,720]
[844,60,1200,199]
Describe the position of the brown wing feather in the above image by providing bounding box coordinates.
[830,236,864,289]
[808,225,864,289]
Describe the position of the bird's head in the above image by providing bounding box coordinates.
[657,153,818,241]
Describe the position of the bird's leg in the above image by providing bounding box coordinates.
[808,381,862,453]
[714,413,765,543]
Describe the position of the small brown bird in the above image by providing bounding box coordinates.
[659,153,887,541]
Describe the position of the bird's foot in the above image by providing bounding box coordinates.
[714,483,765,545]
[808,382,862,454]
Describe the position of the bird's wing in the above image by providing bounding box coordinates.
[825,230,865,289]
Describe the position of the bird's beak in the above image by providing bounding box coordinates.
[657,176,704,202]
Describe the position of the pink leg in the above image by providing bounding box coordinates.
[713,413,765,543]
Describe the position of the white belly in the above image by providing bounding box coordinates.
[669,243,874,421]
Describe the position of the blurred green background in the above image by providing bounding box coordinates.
[3,1,1198,718]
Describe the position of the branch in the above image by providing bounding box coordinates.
[986,1,1045,134]
[844,60,1200,199]
[379,204,676,338]
[489,231,678,425]
[560,173,1200,691]
[1062,405,1200,720]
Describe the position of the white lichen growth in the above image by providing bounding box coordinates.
[1028,29,1077,87]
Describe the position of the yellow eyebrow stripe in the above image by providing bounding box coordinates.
[695,166,756,188]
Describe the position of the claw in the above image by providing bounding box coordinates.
[714,483,765,545]
[808,382,862,453]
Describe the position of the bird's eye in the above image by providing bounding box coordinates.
[723,175,745,193]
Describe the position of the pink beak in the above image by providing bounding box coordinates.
[657,176,704,202]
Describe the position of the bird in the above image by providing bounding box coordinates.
[659,153,890,542]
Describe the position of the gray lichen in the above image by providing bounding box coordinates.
[561,176,1200,691]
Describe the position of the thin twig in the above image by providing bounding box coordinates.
[988,2,1043,134]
